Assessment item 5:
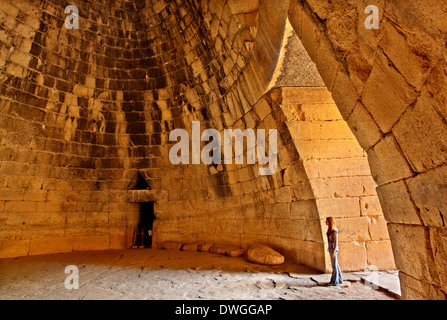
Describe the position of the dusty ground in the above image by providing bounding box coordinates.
[0,248,396,300]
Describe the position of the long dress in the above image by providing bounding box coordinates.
[328,228,343,286]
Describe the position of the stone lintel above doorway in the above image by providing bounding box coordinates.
[127,190,167,203]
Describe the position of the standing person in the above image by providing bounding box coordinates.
[326,217,343,286]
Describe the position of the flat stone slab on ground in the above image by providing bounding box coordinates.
[362,272,401,297]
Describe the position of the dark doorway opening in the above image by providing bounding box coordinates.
[133,202,155,248]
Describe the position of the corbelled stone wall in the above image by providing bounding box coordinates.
[0,0,446,300]
[154,87,328,270]
[281,87,394,272]
[0,0,291,257]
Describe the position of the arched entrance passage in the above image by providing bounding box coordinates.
[279,86,395,274]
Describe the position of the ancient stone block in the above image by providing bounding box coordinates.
[227,248,245,257]
[73,235,110,251]
[182,242,202,251]
[246,244,284,265]
[428,228,447,291]
[367,134,413,186]
[311,176,377,199]
[362,54,418,133]
[0,189,25,201]
[331,70,359,120]
[316,197,361,219]
[290,200,319,220]
[209,244,240,255]
[303,158,372,180]
[228,0,259,15]
[338,242,367,272]
[29,237,73,256]
[366,240,396,270]
[393,93,447,173]
[316,37,340,91]
[346,102,382,150]
[163,241,184,250]
[387,224,433,284]
[109,234,127,250]
[368,216,390,241]
[296,140,364,160]
[406,165,447,228]
[337,217,370,242]
[281,87,333,105]
[376,180,421,225]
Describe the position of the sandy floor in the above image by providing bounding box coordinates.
[0,248,396,300]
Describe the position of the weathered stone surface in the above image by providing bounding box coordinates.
[272,24,325,88]
[311,273,331,285]
[316,198,361,219]
[376,180,422,225]
[386,224,433,284]
[73,236,110,252]
[366,241,396,270]
[1,0,446,301]
[163,242,184,251]
[346,102,382,150]
[407,165,447,228]
[360,196,383,217]
[246,245,285,265]
[393,93,447,173]
[227,248,246,257]
[337,217,370,243]
[367,135,414,186]
[209,244,240,255]
[0,240,30,258]
[127,190,167,203]
[362,54,418,133]
[0,249,398,300]
[29,237,73,256]
[182,242,203,251]
[367,216,390,241]
[338,242,367,272]
[227,0,259,14]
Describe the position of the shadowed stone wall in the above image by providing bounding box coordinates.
[280,87,394,272]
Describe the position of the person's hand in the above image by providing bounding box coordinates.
[331,251,335,258]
